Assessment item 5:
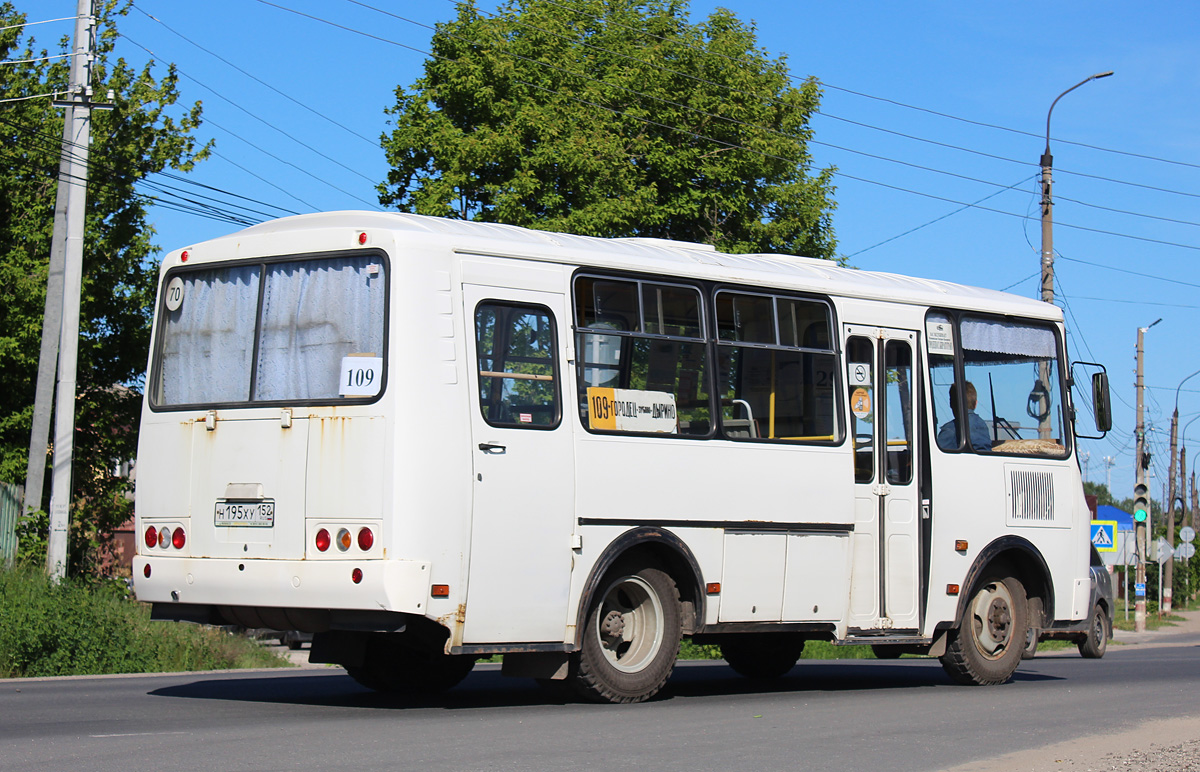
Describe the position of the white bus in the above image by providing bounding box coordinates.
[133,212,1111,703]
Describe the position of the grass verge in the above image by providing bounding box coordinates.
[0,567,289,678]
[679,639,876,660]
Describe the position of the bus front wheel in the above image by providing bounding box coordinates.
[572,563,682,703]
[940,574,1027,686]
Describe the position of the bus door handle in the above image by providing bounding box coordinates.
[478,442,507,455]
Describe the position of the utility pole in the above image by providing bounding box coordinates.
[1167,412,1178,613]
[1038,71,1112,439]
[1039,71,1114,307]
[1104,455,1115,494]
[22,120,71,521]
[42,1,103,581]
[1134,321,1160,632]
[1193,468,1197,532]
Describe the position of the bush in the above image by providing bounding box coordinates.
[0,567,289,677]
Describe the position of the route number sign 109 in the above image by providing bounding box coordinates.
[339,356,383,397]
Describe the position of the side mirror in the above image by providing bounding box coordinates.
[1092,371,1112,433]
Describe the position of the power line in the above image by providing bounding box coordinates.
[120,33,382,196]
[1,115,298,225]
[0,16,80,34]
[248,0,1200,255]
[128,3,378,149]
[494,0,1200,175]
[845,175,1034,259]
[1057,254,1200,289]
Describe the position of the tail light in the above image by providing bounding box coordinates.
[336,528,352,552]
[172,527,186,550]
[357,527,374,551]
[158,527,170,548]
[351,568,363,584]
[145,526,158,549]
[315,528,331,552]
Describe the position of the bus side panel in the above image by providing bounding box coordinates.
[570,437,852,628]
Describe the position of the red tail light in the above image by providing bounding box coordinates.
[145,526,158,549]
[172,527,186,550]
[357,527,374,551]
[351,568,363,584]
[315,528,331,552]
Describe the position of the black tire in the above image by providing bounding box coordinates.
[1021,626,1040,660]
[721,634,806,678]
[287,638,303,651]
[939,574,1027,685]
[572,563,681,703]
[1077,604,1109,659]
[870,645,904,660]
[346,636,476,695]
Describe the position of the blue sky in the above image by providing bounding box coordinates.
[23,0,1200,502]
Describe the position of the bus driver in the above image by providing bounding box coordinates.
[937,381,992,450]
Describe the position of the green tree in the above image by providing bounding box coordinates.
[380,0,836,258]
[0,1,209,574]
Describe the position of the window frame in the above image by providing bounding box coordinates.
[573,272,712,439]
[712,287,841,445]
[925,308,1071,459]
[571,270,845,446]
[473,299,563,431]
[148,248,390,412]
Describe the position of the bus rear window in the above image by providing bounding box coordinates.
[152,254,386,408]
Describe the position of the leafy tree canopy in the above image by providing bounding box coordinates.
[0,1,209,573]
[380,0,837,259]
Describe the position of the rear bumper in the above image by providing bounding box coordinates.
[133,555,432,617]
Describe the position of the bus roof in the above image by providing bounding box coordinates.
[218,211,1061,322]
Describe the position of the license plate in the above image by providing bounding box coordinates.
[215,499,275,527]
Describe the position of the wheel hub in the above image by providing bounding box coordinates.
[601,609,626,642]
[987,597,1012,641]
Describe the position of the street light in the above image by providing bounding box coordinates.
[1165,368,1200,612]
[1040,71,1114,305]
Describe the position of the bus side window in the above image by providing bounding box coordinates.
[715,291,836,444]
[574,276,710,436]
[475,302,560,429]
[847,336,874,483]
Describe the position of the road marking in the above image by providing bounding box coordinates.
[89,731,191,738]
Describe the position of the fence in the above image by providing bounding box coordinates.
[0,482,20,566]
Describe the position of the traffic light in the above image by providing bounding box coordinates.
[1132,482,1150,524]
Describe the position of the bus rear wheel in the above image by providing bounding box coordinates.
[721,633,805,678]
[346,635,477,695]
[940,574,1027,686]
[572,563,681,704]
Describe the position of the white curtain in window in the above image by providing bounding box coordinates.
[961,318,1056,358]
[253,257,385,401]
[158,266,260,405]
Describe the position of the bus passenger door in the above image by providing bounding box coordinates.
[845,326,921,633]
[462,285,575,644]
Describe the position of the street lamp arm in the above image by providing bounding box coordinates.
[1175,367,1200,413]
[1043,71,1115,161]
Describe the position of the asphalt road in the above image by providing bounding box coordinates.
[2,626,1197,772]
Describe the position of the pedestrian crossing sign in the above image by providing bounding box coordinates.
[1090,520,1117,552]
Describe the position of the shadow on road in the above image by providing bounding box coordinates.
[148,658,1060,712]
